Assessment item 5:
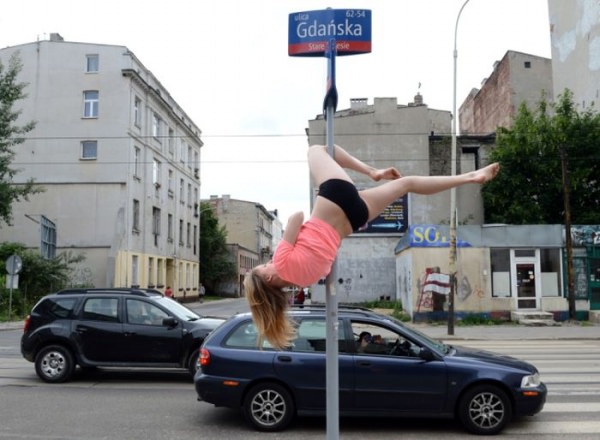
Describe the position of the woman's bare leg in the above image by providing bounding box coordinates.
[359,163,500,221]
[308,144,400,186]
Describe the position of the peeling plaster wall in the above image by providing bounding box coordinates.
[549,0,600,108]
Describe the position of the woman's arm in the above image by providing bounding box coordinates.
[282,211,304,245]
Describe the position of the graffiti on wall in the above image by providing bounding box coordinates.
[416,267,484,311]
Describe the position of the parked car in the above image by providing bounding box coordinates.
[21,288,225,383]
[195,306,546,435]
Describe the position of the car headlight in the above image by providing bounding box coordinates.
[521,372,541,388]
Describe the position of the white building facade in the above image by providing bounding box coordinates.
[0,34,202,298]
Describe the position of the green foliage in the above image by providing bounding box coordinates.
[482,90,600,224]
[199,203,236,291]
[0,52,43,226]
[0,242,87,319]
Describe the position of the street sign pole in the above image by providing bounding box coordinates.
[289,10,371,440]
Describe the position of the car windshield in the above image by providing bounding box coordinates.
[154,297,202,321]
[387,316,450,354]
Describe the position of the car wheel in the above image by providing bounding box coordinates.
[34,345,75,383]
[187,348,200,376]
[458,384,512,435]
[242,382,295,432]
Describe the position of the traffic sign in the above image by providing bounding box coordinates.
[288,9,372,57]
[5,254,22,275]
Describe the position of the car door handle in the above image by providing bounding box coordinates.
[124,332,137,337]
[357,361,372,367]
[277,355,292,362]
[76,326,88,333]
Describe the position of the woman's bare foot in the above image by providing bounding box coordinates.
[370,167,402,181]
[471,163,500,184]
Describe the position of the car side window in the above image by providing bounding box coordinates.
[82,298,119,322]
[224,321,273,349]
[351,320,416,357]
[39,298,77,319]
[126,299,168,326]
[290,318,347,353]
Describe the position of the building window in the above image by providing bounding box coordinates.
[179,220,184,245]
[153,159,161,186]
[167,214,173,242]
[168,128,174,155]
[186,222,191,247]
[193,225,197,255]
[524,61,531,68]
[179,178,185,203]
[86,54,99,73]
[168,169,174,197]
[132,255,139,287]
[134,97,142,128]
[180,140,186,163]
[187,145,193,170]
[133,199,140,232]
[83,91,99,118]
[134,147,141,178]
[152,113,162,140]
[81,140,97,159]
[187,183,192,207]
[152,207,161,246]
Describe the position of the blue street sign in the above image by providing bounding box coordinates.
[288,9,372,57]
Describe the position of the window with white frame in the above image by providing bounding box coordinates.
[168,128,174,155]
[179,178,185,203]
[81,140,97,159]
[134,147,141,178]
[193,225,197,255]
[132,255,139,287]
[152,207,161,246]
[186,222,191,247]
[168,169,173,196]
[187,145,193,169]
[83,91,99,118]
[179,219,184,245]
[86,54,99,73]
[152,113,162,140]
[180,140,186,163]
[152,159,161,186]
[187,183,192,207]
[134,97,142,128]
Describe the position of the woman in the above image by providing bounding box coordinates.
[245,144,500,349]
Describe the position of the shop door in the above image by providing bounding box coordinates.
[515,263,538,309]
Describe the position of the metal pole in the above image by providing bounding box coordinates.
[324,37,339,440]
[448,0,470,336]
[561,145,576,320]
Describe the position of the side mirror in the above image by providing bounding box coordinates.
[418,346,436,361]
[162,317,178,328]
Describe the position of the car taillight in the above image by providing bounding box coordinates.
[200,348,210,367]
[23,315,31,333]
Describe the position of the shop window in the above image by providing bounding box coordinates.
[491,248,510,297]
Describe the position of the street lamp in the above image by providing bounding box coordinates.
[448,0,471,336]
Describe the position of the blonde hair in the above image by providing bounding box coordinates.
[244,271,296,350]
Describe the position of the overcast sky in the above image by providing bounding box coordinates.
[1,0,552,224]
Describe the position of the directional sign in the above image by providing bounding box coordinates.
[288,9,372,57]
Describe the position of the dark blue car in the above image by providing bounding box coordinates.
[194,306,546,435]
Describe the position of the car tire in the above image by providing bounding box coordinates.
[458,384,512,435]
[34,345,75,383]
[242,382,295,432]
[187,348,200,376]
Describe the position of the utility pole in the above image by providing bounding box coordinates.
[561,145,576,320]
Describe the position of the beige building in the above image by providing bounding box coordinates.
[307,96,489,303]
[204,195,282,296]
[549,0,600,109]
[0,34,201,297]
[459,50,553,135]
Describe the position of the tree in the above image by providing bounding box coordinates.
[0,52,42,226]
[199,203,236,293]
[482,90,600,224]
[0,242,87,318]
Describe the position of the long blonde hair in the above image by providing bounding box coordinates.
[244,271,296,350]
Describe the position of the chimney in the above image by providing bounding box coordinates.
[350,98,368,111]
[49,33,64,42]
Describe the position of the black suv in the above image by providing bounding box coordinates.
[21,288,225,383]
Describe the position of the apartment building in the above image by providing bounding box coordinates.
[0,34,202,297]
